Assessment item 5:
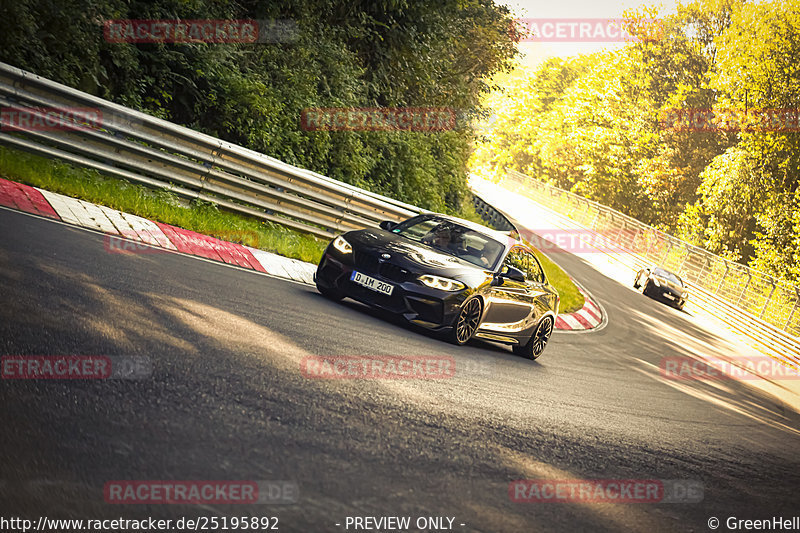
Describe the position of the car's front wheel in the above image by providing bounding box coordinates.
[448,297,482,346]
[514,316,554,360]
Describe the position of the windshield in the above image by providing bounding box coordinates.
[653,268,683,285]
[392,216,504,269]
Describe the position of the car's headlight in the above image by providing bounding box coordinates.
[332,235,352,254]
[652,277,661,287]
[418,274,465,291]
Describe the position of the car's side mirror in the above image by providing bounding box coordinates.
[500,266,526,282]
[379,220,397,231]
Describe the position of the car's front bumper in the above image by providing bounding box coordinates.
[648,285,687,307]
[315,251,469,328]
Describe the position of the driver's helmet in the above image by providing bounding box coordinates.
[449,230,467,251]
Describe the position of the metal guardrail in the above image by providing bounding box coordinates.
[503,170,800,367]
[0,62,422,240]
[472,194,515,232]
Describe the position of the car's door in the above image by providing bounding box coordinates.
[519,248,557,317]
[480,247,540,332]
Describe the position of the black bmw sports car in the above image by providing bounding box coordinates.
[314,214,560,359]
[634,266,689,310]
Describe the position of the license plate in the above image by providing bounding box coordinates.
[351,271,394,296]
[663,292,674,300]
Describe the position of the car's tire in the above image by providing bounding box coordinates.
[316,283,344,301]
[448,297,483,346]
[633,273,641,289]
[642,281,652,296]
[513,316,554,360]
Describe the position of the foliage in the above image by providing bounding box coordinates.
[0,0,518,218]
[709,0,800,279]
[471,0,800,283]
[676,146,765,260]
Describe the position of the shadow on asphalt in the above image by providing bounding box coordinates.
[321,293,542,363]
[3,209,800,532]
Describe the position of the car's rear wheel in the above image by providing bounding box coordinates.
[316,283,344,301]
[514,316,554,360]
[449,297,482,345]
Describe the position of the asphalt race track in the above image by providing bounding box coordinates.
[2,207,800,532]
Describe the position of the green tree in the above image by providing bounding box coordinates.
[701,0,800,278]
[0,0,518,217]
[677,147,766,260]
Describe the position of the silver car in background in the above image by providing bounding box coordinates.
[634,266,688,310]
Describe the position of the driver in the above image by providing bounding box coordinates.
[423,227,452,249]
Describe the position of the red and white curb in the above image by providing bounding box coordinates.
[0,177,317,285]
[0,178,60,220]
[555,284,606,332]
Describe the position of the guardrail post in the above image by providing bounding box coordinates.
[736,272,752,307]
[760,281,777,319]
[589,211,599,230]
[715,263,730,295]
[644,232,656,259]
[630,227,642,253]
[785,291,800,330]
[661,241,673,264]
[698,258,711,284]
[677,248,691,274]
[618,222,628,248]
[615,223,626,246]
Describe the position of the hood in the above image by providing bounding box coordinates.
[345,228,491,281]
[653,275,685,294]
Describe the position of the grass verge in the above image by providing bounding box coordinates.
[0,146,328,263]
